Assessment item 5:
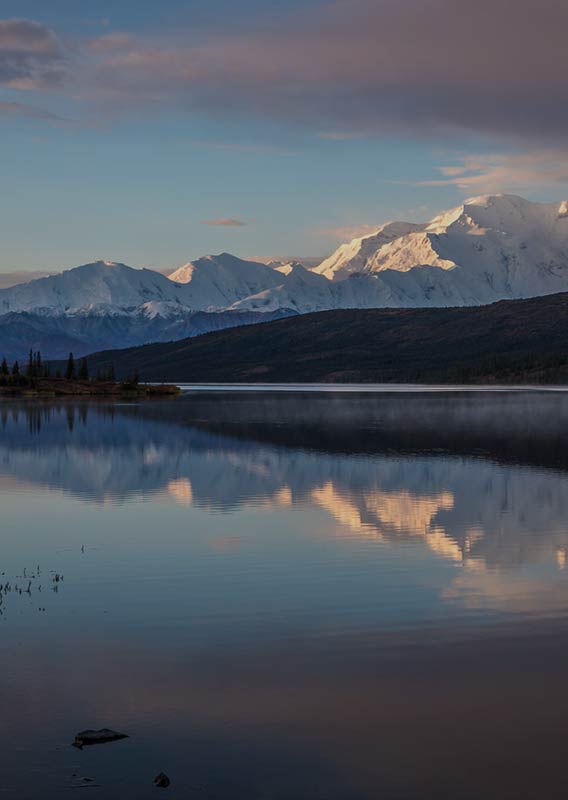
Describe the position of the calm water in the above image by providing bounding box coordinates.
[3,389,568,798]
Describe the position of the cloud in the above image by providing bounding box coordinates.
[417,150,568,193]
[0,19,64,88]
[0,270,54,289]
[324,206,432,240]
[192,140,297,157]
[0,100,63,121]
[87,32,135,53]
[317,131,372,141]
[202,217,248,227]
[3,3,568,147]
[327,224,380,240]
[83,0,568,143]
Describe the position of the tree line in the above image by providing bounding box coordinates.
[0,351,117,387]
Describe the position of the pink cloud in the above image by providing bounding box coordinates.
[417,151,568,193]
[80,0,568,142]
[3,2,568,146]
[202,218,248,227]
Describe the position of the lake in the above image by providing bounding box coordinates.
[3,388,568,798]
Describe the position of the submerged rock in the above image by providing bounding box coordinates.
[73,728,129,749]
[153,772,171,788]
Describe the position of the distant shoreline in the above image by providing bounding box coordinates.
[0,379,180,398]
[174,382,568,393]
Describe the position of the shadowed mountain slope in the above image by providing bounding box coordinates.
[84,291,568,384]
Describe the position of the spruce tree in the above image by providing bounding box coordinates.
[12,360,20,377]
[0,357,8,376]
[65,352,75,381]
[79,358,89,381]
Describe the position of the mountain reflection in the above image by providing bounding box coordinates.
[3,395,568,576]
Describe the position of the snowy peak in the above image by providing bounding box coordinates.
[165,252,285,311]
[315,194,568,284]
[315,221,424,281]
[426,194,568,235]
[272,261,305,276]
[0,253,288,319]
[0,260,190,315]
[168,252,274,286]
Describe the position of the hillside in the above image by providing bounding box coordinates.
[84,291,568,384]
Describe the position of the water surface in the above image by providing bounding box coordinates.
[2,390,568,798]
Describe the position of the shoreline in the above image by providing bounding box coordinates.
[0,380,181,398]
[174,382,568,393]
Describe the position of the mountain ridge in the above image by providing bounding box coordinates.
[3,194,568,360]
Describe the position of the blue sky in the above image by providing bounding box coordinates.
[1,0,567,273]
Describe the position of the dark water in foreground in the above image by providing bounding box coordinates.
[3,390,568,798]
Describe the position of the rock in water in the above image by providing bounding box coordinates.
[73,729,129,749]
[153,772,171,788]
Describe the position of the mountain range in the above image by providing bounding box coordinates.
[2,193,568,360]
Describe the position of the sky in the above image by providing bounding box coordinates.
[1,0,568,274]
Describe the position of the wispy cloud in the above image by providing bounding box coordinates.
[192,140,297,157]
[417,151,568,194]
[87,32,135,53]
[316,131,372,141]
[0,100,64,121]
[327,223,380,240]
[323,206,431,240]
[202,217,248,227]
[0,270,54,289]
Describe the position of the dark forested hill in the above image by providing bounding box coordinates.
[84,292,568,384]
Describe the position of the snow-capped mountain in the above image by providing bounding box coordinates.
[0,257,294,361]
[317,194,568,289]
[233,194,568,312]
[315,221,424,282]
[230,262,337,314]
[2,194,568,360]
[0,261,188,315]
[0,255,282,316]
[168,253,284,306]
